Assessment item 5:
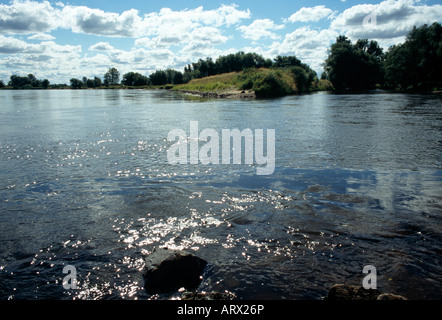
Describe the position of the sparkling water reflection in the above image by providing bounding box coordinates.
[0,90,441,300]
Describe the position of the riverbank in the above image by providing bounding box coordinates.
[171,68,334,98]
[177,89,256,99]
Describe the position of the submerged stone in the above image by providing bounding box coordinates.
[181,291,237,300]
[144,248,207,294]
[325,284,407,300]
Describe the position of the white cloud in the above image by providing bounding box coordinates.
[0,0,63,35]
[268,27,338,74]
[141,5,250,39]
[27,33,56,41]
[135,26,228,50]
[190,27,229,45]
[197,4,251,27]
[3,0,441,84]
[331,0,442,44]
[0,35,33,54]
[0,36,79,55]
[89,42,115,51]
[237,19,285,41]
[287,5,333,23]
[0,36,82,81]
[61,6,143,37]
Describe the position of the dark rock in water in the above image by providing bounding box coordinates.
[326,284,381,300]
[181,291,236,300]
[377,293,408,300]
[144,248,207,294]
[325,284,407,300]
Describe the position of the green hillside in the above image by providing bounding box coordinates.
[172,68,333,98]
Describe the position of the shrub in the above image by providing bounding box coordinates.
[253,73,288,98]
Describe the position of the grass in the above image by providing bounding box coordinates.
[172,68,334,98]
[171,72,242,93]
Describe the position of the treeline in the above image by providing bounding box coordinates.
[68,51,317,90]
[4,74,51,89]
[324,22,442,91]
[384,22,442,90]
[2,22,440,93]
[69,67,184,88]
[182,52,272,82]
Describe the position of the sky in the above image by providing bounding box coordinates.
[1,0,441,84]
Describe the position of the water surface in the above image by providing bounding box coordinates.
[0,89,441,300]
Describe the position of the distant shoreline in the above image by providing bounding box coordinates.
[1,82,441,97]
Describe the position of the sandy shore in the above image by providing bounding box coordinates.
[176,89,256,99]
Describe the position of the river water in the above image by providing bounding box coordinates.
[0,89,441,300]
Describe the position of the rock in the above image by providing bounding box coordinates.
[325,284,407,300]
[144,248,207,294]
[377,293,408,300]
[181,291,236,300]
[326,284,382,300]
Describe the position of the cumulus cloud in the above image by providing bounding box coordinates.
[0,36,78,55]
[0,0,62,34]
[196,4,251,27]
[136,26,229,50]
[237,19,285,41]
[286,5,333,23]
[0,35,33,54]
[331,0,442,44]
[268,27,338,73]
[0,36,82,81]
[89,42,115,51]
[27,33,56,41]
[62,6,143,37]
[141,5,250,38]
[3,0,441,84]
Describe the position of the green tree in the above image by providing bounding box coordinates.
[0,79,5,88]
[324,36,384,91]
[384,22,442,90]
[165,69,183,84]
[42,79,50,89]
[290,66,309,93]
[93,76,102,88]
[8,74,46,89]
[273,55,302,68]
[70,78,83,89]
[122,72,150,86]
[86,79,95,88]
[149,70,168,85]
[104,68,120,86]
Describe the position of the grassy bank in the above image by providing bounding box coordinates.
[171,68,333,98]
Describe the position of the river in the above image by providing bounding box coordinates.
[0,89,441,300]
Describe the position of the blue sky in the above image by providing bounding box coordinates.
[1,0,442,83]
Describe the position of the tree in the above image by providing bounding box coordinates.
[273,55,302,68]
[70,78,83,89]
[103,68,120,86]
[8,74,47,89]
[121,72,150,86]
[0,79,5,88]
[324,36,384,91]
[86,79,95,88]
[384,22,442,90]
[93,76,102,88]
[149,70,168,85]
[165,69,184,85]
[42,79,50,89]
[290,66,309,93]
